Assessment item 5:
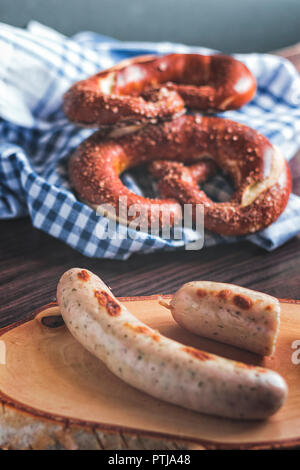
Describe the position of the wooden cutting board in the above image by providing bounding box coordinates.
[0,296,300,450]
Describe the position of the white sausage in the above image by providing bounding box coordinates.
[57,268,287,420]
[167,281,280,356]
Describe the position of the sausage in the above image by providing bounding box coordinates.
[57,268,287,420]
[166,281,280,356]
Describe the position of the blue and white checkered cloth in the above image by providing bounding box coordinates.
[0,21,300,259]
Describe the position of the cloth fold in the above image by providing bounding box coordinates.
[0,21,300,259]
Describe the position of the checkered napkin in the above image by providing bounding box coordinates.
[0,21,300,259]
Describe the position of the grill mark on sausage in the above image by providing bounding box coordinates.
[218,289,232,300]
[94,290,121,316]
[196,288,207,298]
[123,322,161,342]
[233,294,253,310]
[182,346,213,361]
[77,270,90,281]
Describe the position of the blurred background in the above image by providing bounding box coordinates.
[1,0,299,53]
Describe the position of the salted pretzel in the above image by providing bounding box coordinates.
[63,53,256,127]
[68,115,291,235]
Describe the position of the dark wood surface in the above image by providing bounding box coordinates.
[1,46,300,329]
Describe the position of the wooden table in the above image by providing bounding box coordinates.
[1,45,300,329]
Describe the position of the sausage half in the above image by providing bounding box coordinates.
[167,281,280,356]
[57,268,287,420]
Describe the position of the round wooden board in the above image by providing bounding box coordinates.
[0,296,300,450]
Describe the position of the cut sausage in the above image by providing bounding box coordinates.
[167,281,280,356]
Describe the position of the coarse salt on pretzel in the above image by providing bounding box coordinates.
[63,53,256,127]
[68,115,291,235]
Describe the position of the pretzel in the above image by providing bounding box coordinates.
[63,53,256,127]
[68,115,291,235]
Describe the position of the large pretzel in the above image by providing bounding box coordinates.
[68,115,291,235]
[63,53,256,127]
